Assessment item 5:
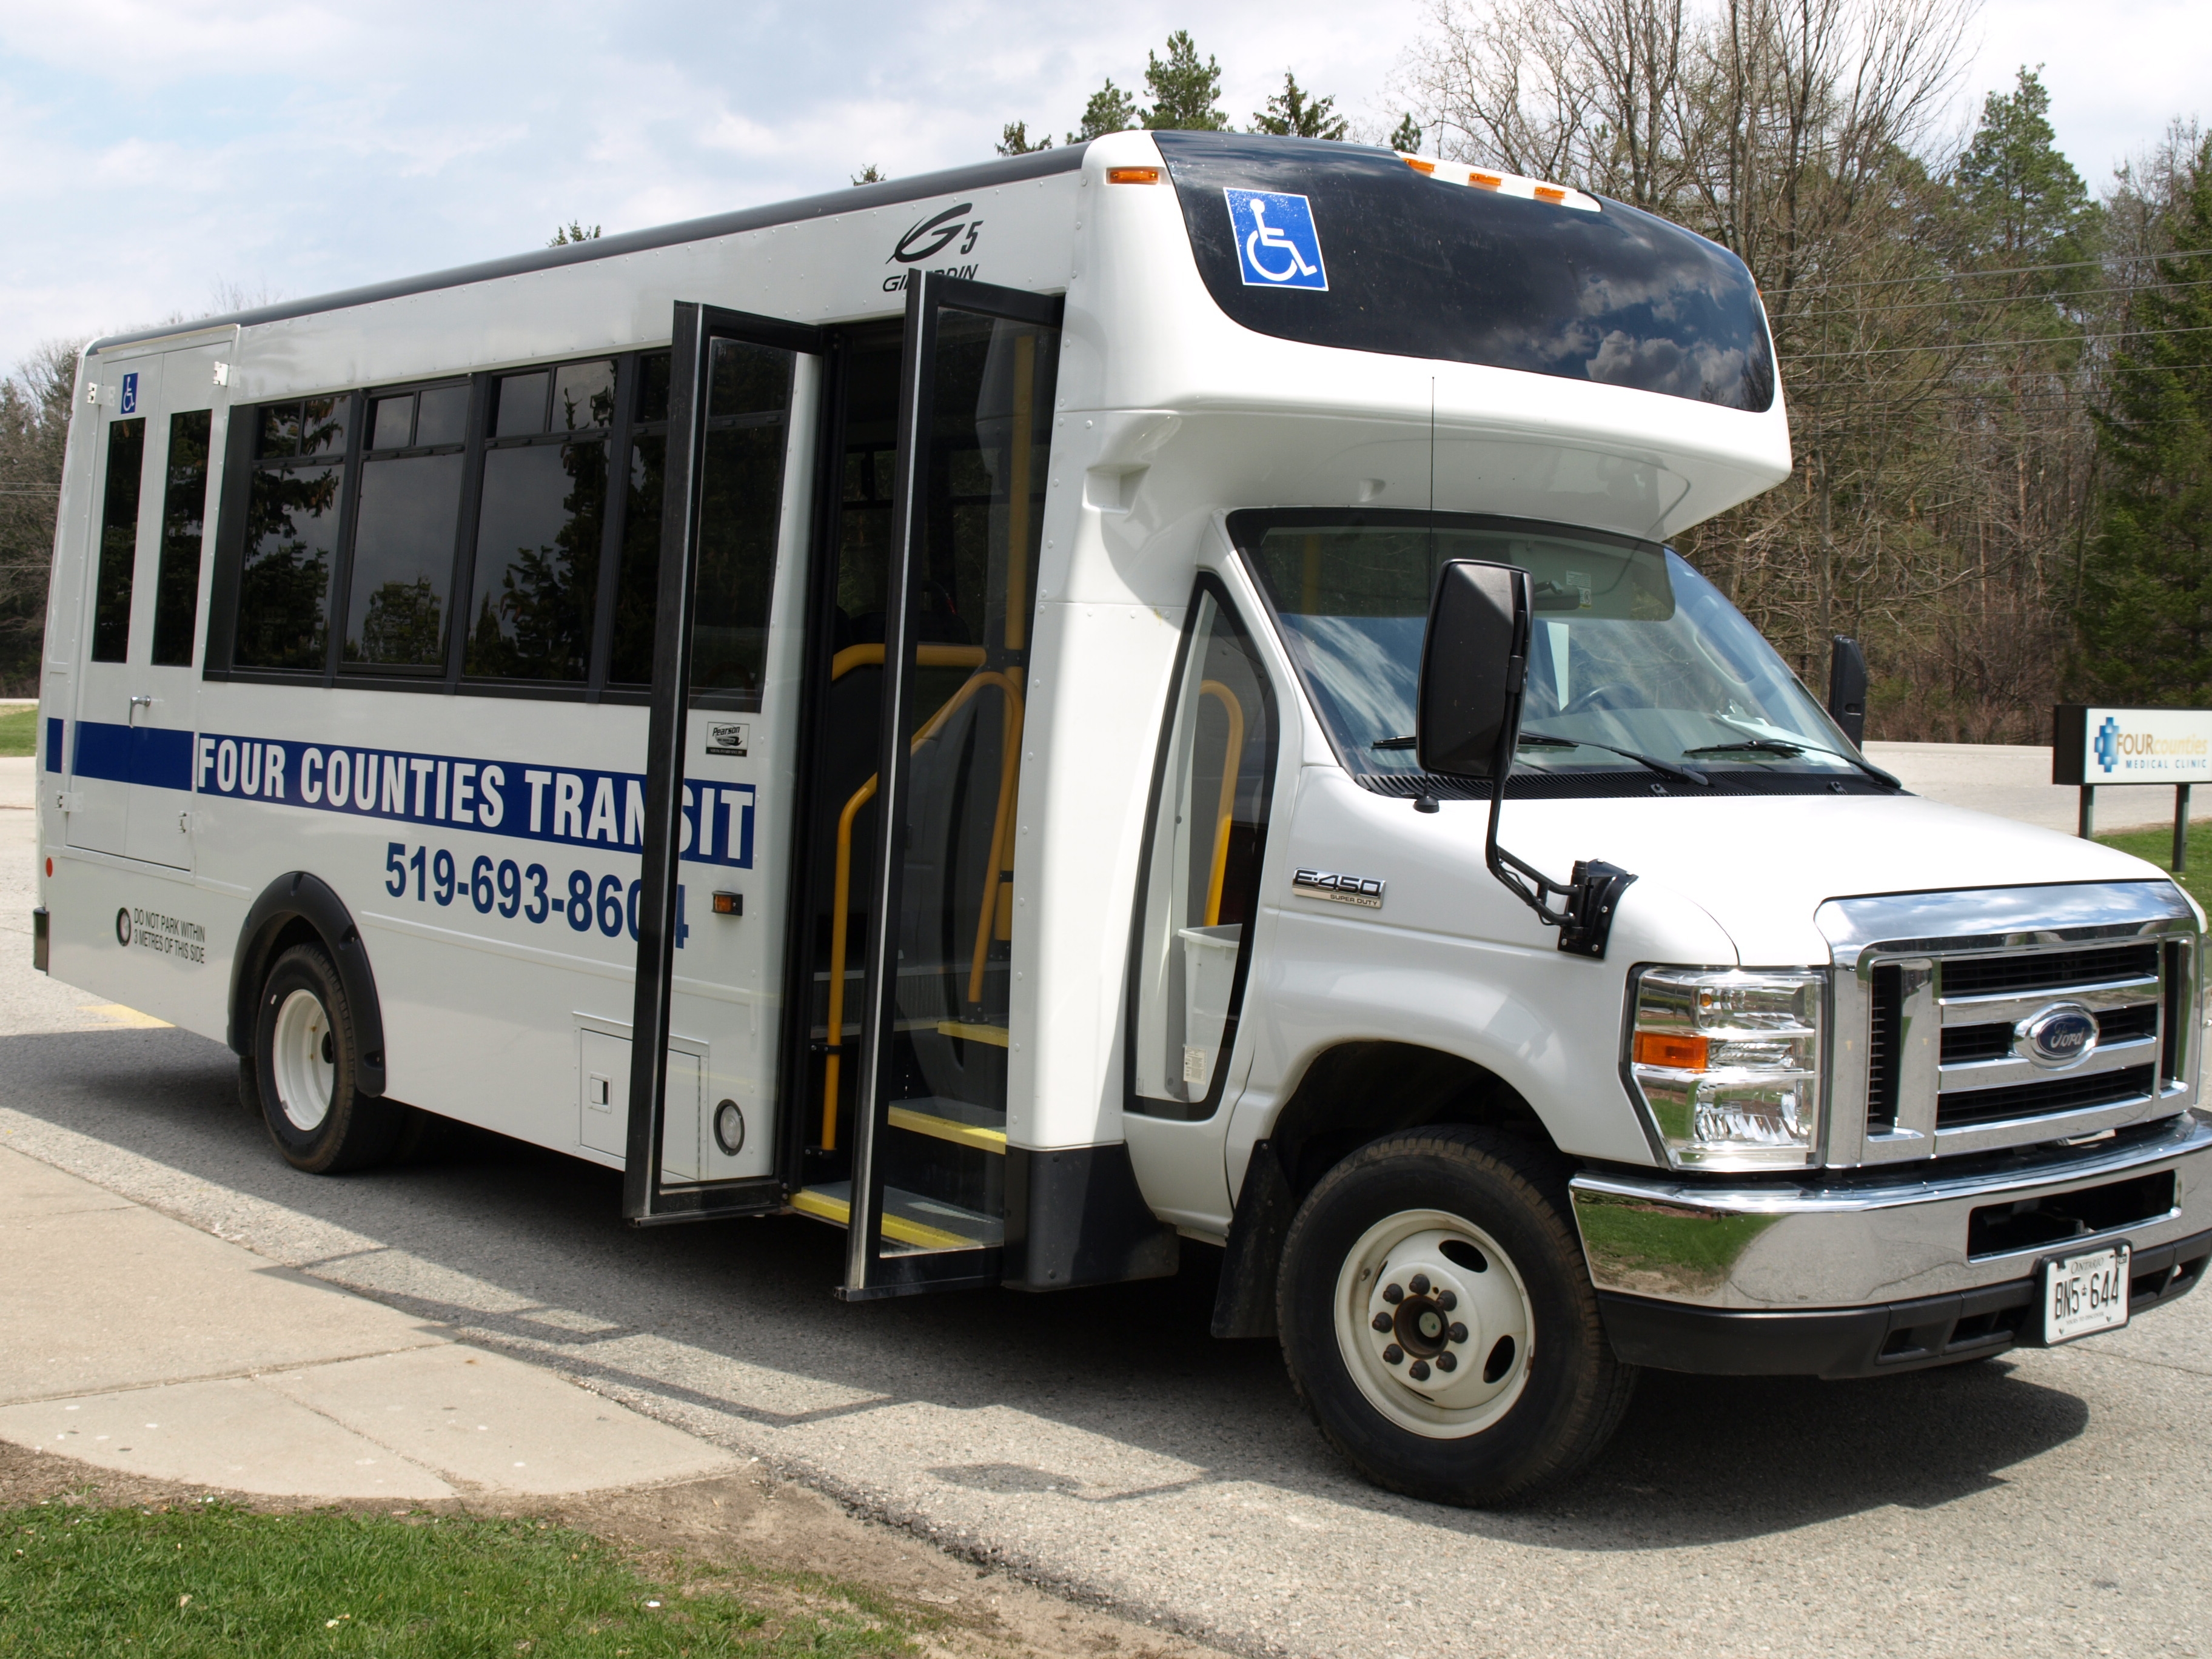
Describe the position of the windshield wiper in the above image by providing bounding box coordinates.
[1376,731,1708,786]
[1517,730,1710,787]
[1686,734,1902,789]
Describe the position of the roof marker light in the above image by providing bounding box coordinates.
[1107,166,1161,184]
[1397,153,1601,212]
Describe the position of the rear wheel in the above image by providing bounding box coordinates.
[1277,1126,1635,1506]
[252,943,402,1173]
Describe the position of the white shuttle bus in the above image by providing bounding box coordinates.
[35,130,2212,1504]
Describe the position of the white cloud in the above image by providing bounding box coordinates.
[1,0,2200,367]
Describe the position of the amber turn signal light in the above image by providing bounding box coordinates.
[1107,166,1161,184]
[1634,1031,1709,1070]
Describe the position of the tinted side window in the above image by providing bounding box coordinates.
[91,417,146,663]
[607,353,670,686]
[464,363,612,683]
[150,409,212,666]
[344,383,470,672]
[1154,131,1775,412]
[235,460,341,670]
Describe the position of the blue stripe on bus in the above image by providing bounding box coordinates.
[191,732,753,870]
[69,720,197,790]
[45,717,61,774]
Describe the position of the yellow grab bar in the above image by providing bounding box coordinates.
[831,642,986,682]
[1198,680,1245,928]
[820,666,1025,1150]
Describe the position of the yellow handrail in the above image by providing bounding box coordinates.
[820,666,1025,1150]
[1198,680,1245,928]
[831,642,985,682]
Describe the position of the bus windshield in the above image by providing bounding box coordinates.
[1235,511,1862,788]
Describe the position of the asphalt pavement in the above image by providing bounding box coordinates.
[4,753,2210,1657]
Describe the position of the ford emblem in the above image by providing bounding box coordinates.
[2015,1004,2100,1070]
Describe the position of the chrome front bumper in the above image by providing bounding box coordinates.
[1570,1110,2212,1310]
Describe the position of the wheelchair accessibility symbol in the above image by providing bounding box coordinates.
[1224,189,1328,291]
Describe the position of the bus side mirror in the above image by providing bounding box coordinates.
[1416,560,1530,779]
[1827,634,1868,749]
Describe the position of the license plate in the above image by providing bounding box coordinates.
[2042,1244,2131,1344]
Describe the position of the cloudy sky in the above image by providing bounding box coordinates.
[2,0,2205,368]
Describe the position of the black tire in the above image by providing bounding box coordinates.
[252,943,403,1174]
[1276,1125,1635,1506]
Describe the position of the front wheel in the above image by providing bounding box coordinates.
[1277,1127,1635,1506]
[251,943,403,1173]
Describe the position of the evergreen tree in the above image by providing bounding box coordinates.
[997,121,1052,155]
[547,221,600,247]
[1143,31,1227,131]
[2076,137,2212,700]
[1252,72,1347,141]
[851,164,886,186]
[1068,79,1140,144]
[1954,68,2100,313]
[1389,113,1423,155]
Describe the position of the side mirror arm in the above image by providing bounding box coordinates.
[1476,648,1637,959]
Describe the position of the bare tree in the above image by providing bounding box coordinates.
[0,341,84,692]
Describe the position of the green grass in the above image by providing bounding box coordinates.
[2097,820,2212,915]
[0,1504,916,1658]
[0,706,36,759]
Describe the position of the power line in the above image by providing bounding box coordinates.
[1783,323,2212,360]
[1783,275,2212,324]
[1781,246,2212,295]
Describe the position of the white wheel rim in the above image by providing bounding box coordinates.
[1333,1208,1535,1439]
[271,988,336,1133]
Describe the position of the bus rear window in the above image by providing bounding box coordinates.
[1153,132,1774,413]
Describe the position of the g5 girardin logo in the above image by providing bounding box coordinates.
[884,203,982,292]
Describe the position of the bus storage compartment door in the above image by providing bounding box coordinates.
[580,1027,704,1176]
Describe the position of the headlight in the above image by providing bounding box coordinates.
[1626,968,1824,1170]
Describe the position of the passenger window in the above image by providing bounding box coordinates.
[464,360,614,682]
[608,351,672,685]
[91,417,147,663]
[150,410,212,667]
[235,435,342,672]
[1129,586,1278,1118]
[347,384,468,671]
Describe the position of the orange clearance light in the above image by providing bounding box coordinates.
[1635,1031,1709,1070]
[1470,172,1502,190]
[1534,185,1567,203]
[1403,156,1437,175]
[711,891,743,916]
[1107,166,1161,184]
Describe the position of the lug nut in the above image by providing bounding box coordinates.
[1448,1322,1469,1344]
[1382,1344,1404,1365]
[1372,1312,1393,1332]
[1435,1352,1458,1373]
[1408,1359,1432,1381]
[1409,1273,1431,1295]
[1382,1283,1404,1304]
[1437,1289,1458,1312]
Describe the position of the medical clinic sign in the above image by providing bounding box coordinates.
[2054,706,2212,785]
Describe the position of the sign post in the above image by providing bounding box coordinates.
[2053,706,2212,871]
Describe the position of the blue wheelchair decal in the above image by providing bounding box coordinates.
[120,372,138,415]
[1224,189,1328,291]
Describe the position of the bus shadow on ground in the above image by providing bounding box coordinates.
[0,1024,2088,1551]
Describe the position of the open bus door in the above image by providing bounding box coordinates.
[831,273,1063,1298]
[625,302,831,1223]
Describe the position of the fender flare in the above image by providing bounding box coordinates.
[227,871,387,1097]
